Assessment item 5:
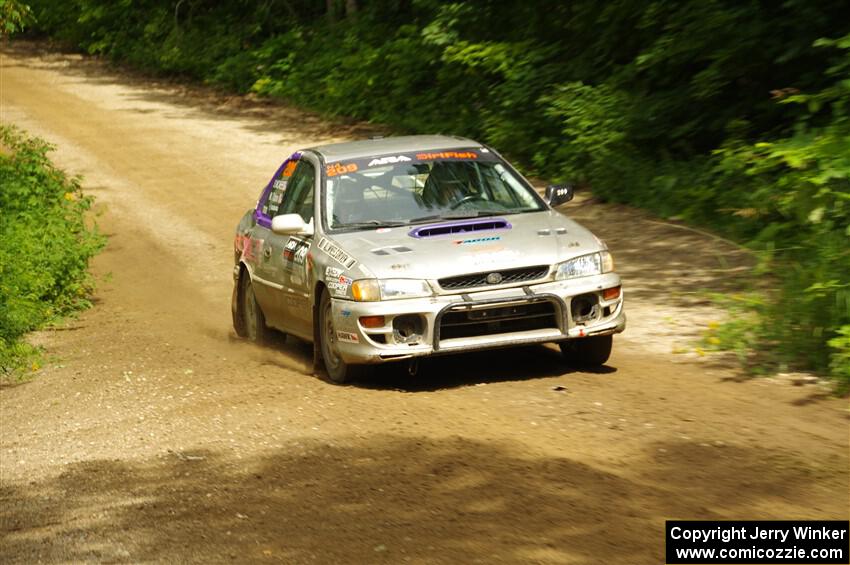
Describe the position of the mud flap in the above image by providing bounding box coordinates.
[312,296,323,376]
[231,268,246,337]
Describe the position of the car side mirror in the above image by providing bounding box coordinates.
[545,184,574,207]
[271,214,314,236]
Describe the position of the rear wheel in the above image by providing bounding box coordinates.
[318,290,362,384]
[560,334,613,367]
[240,274,270,344]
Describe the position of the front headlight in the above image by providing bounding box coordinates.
[555,251,614,280]
[351,279,433,301]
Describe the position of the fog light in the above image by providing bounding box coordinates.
[602,286,621,300]
[359,315,385,328]
[571,293,600,323]
[392,314,425,344]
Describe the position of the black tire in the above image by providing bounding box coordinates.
[239,274,270,344]
[318,290,362,384]
[560,334,613,367]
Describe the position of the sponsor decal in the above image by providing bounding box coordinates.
[390,263,410,270]
[326,162,358,177]
[341,309,352,317]
[282,237,309,266]
[325,266,343,278]
[453,236,502,245]
[336,330,359,343]
[236,235,263,262]
[415,151,479,161]
[327,281,349,296]
[318,238,357,268]
[368,155,412,167]
[272,179,287,191]
[282,160,298,176]
[327,274,352,297]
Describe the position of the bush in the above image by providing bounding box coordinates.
[0,126,105,374]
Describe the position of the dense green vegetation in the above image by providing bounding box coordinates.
[0,126,105,373]
[24,0,850,386]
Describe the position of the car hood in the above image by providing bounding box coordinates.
[328,210,603,281]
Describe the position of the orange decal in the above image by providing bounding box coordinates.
[326,162,359,177]
[283,161,298,176]
[415,151,479,160]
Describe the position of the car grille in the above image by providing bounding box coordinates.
[438,265,549,290]
[438,300,559,340]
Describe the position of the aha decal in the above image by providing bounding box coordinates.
[368,155,412,167]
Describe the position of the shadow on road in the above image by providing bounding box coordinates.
[357,345,616,392]
[0,434,829,564]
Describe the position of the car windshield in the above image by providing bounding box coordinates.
[324,155,544,231]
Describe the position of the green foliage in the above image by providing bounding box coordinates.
[0,0,33,36]
[827,326,850,392]
[23,0,850,384]
[0,126,105,374]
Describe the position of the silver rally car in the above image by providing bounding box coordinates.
[233,135,625,382]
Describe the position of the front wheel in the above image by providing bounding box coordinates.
[560,334,613,367]
[318,290,363,384]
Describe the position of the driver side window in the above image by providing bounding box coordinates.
[278,160,315,224]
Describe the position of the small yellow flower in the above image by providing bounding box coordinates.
[64,192,76,201]
[707,321,719,330]
[31,361,40,371]
[695,347,706,357]
[707,336,721,345]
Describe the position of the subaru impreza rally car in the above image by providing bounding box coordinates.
[233,135,625,382]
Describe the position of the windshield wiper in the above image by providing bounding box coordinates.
[337,220,409,230]
[407,211,503,224]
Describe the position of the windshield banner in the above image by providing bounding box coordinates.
[325,147,500,177]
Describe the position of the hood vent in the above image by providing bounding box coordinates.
[409,218,511,239]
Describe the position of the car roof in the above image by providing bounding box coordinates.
[307,134,483,162]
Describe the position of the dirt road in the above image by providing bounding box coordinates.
[1,43,848,564]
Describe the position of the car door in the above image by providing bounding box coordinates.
[275,159,317,339]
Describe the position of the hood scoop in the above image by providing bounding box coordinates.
[409,217,512,239]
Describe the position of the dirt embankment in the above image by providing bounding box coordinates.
[1,42,847,564]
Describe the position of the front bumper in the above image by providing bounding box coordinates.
[330,273,626,364]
